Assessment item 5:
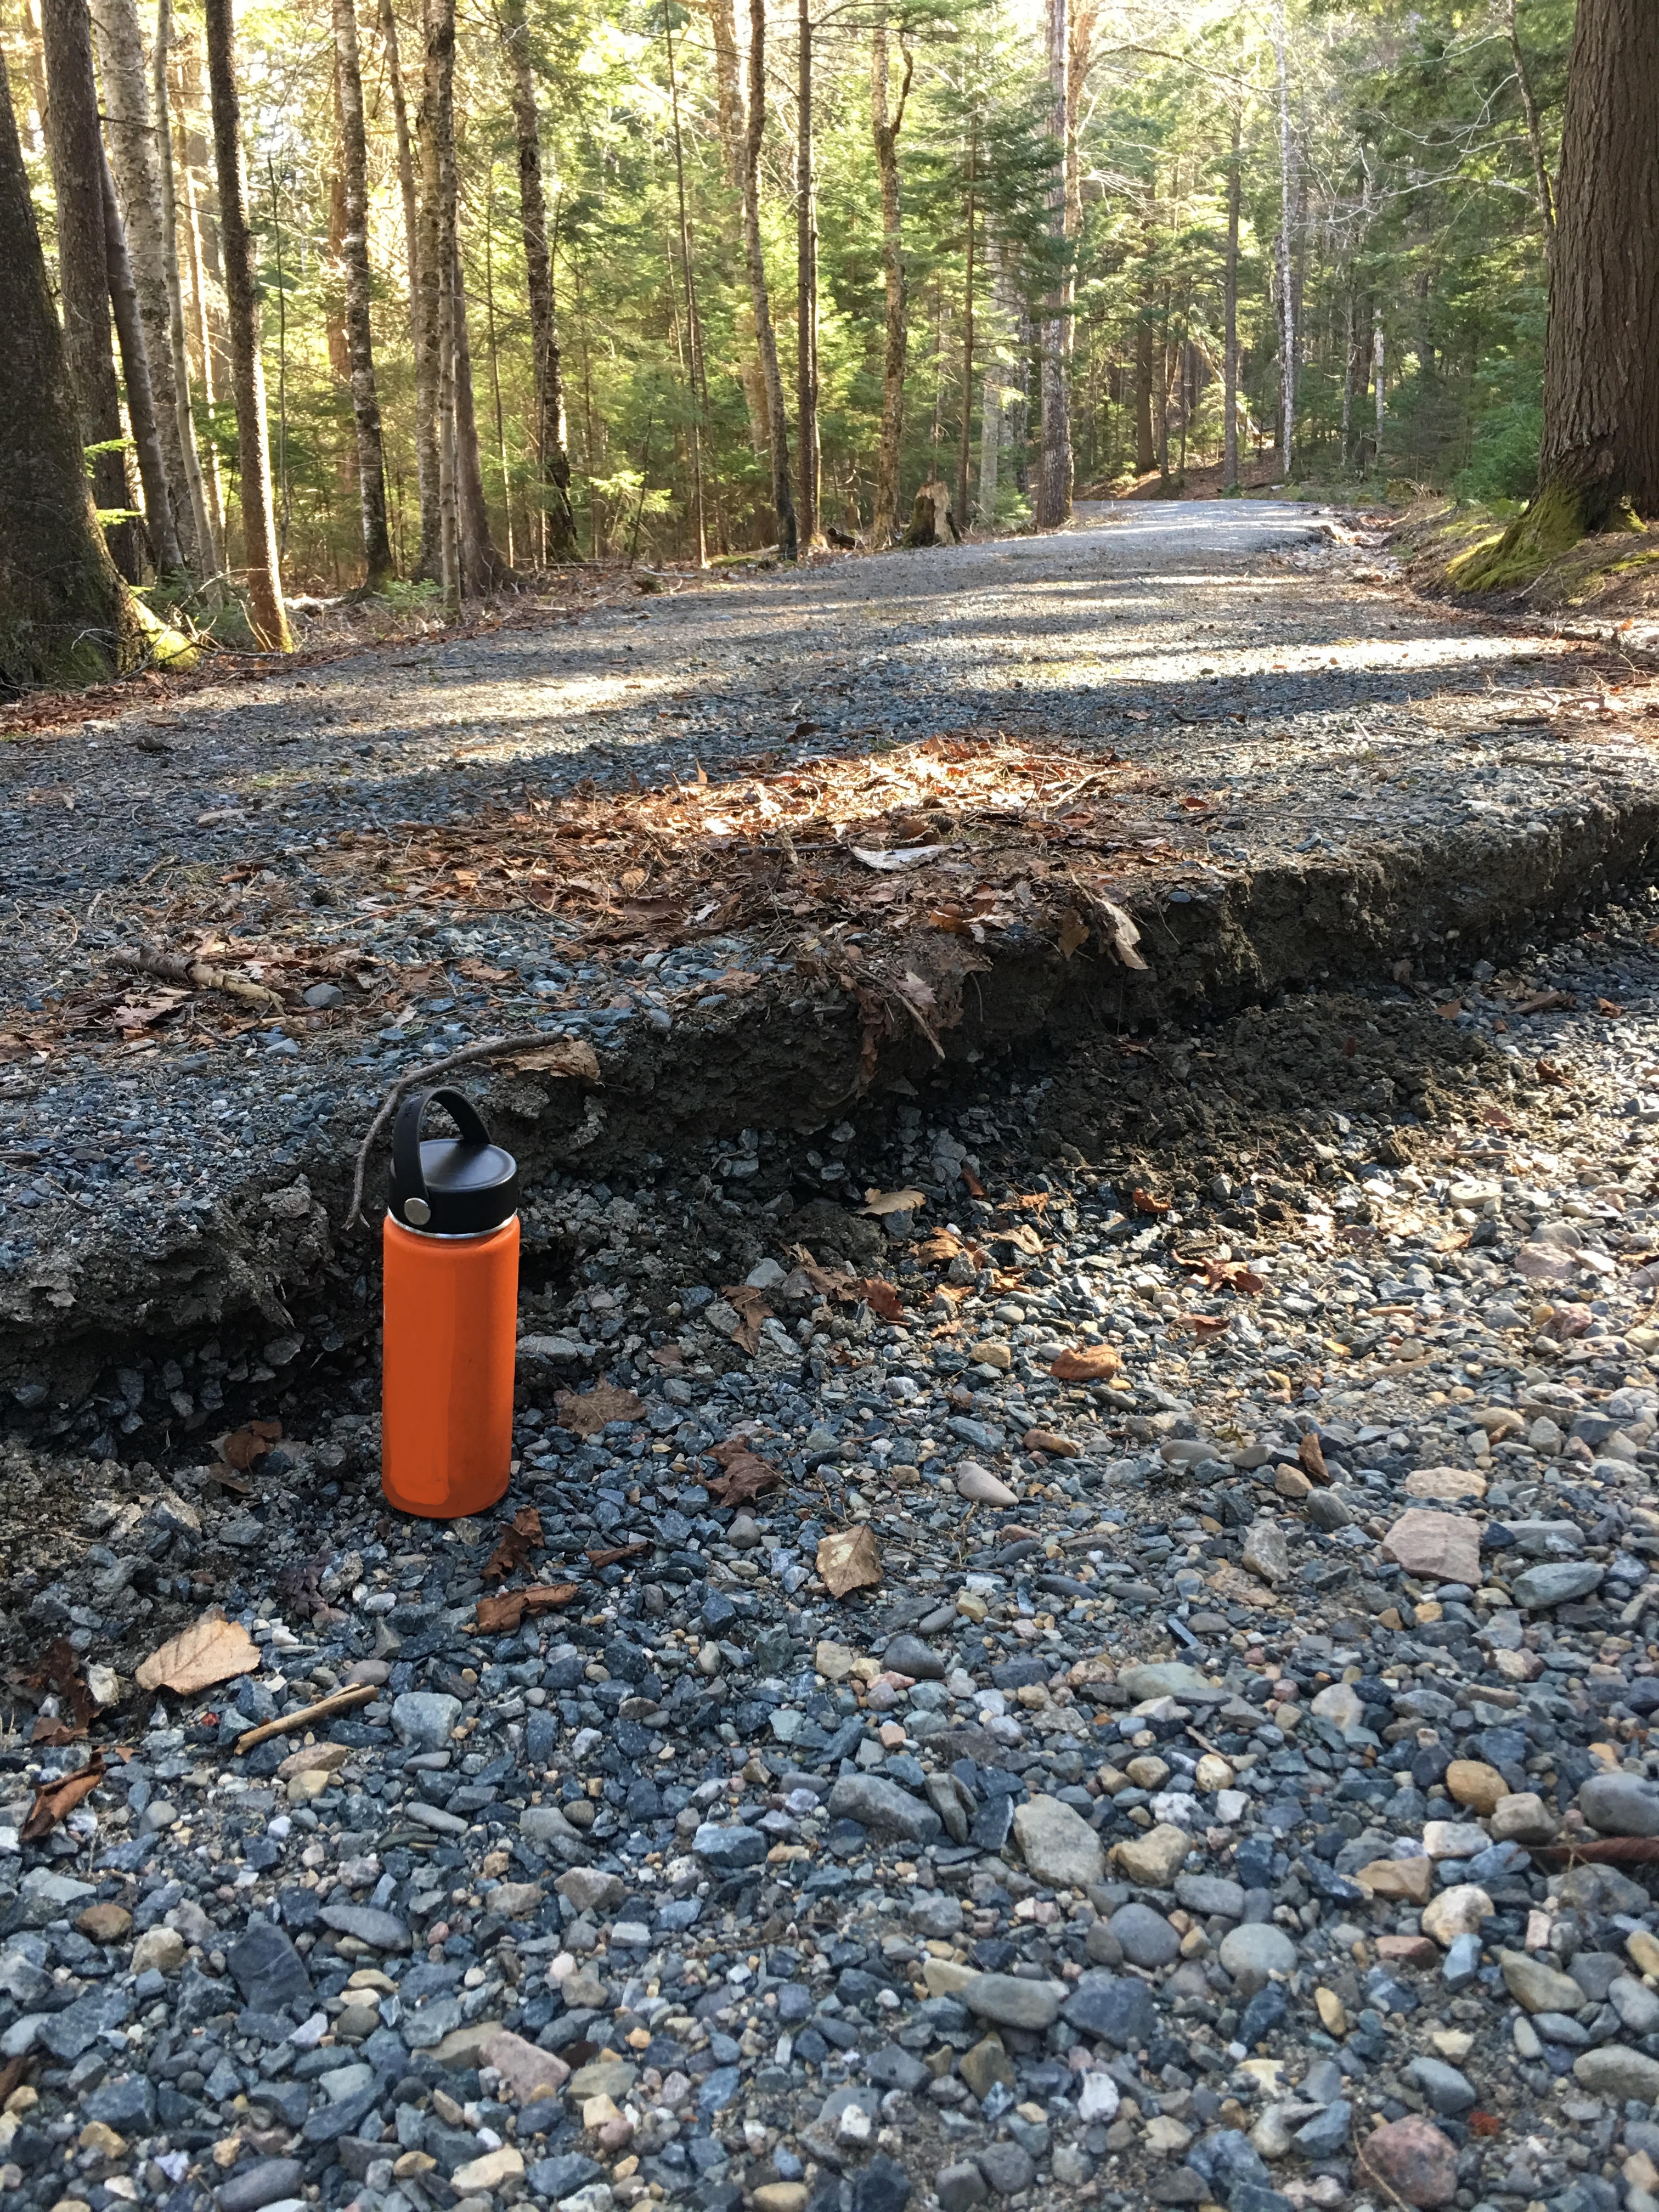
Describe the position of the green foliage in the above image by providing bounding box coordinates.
[1452,400,1543,505]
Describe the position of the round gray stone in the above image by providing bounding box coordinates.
[1218,1920,1297,1996]
[1108,1902,1180,1970]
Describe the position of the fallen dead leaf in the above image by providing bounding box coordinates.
[507,1037,602,1081]
[21,1752,105,1843]
[221,1418,282,1472]
[720,1284,772,1353]
[1130,1187,1171,1217]
[1299,1432,1331,1484]
[817,1523,883,1598]
[859,1186,928,1218]
[1180,1313,1230,1339]
[1057,909,1090,959]
[586,1541,650,1568]
[475,1584,580,1633]
[1098,898,1148,970]
[849,844,947,871]
[485,1506,544,1581]
[858,1278,905,1323]
[1049,1344,1123,1383]
[134,1610,262,1696]
[707,1437,784,1508]
[555,1380,646,1435]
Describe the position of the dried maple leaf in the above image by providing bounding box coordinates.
[857,1278,905,1323]
[485,1506,544,1581]
[1130,1187,1171,1216]
[21,1752,105,1843]
[817,1523,882,1598]
[1049,1344,1122,1383]
[915,1229,964,1265]
[221,1418,282,1472]
[555,1380,646,1436]
[708,1436,784,1507]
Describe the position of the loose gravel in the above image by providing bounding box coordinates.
[4,892,1659,2212]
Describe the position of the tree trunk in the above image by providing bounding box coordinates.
[868,10,911,546]
[1034,0,1070,528]
[40,0,138,581]
[175,89,226,555]
[954,136,975,532]
[202,0,291,647]
[100,143,184,573]
[151,0,215,572]
[331,0,392,584]
[452,232,508,593]
[1222,109,1239,491]
[977,241,1010,521]
[0,54,150,687]
[743,0,794,560]
[1274,0,1295,477]
[1464,0,1659,584]
[1133,290,1154,474]
[498,0,575,560]
[1506,0,1555,255]
[91,0,200,569]
[1372,308,1384,467]
[664,0,709,561]
[379,0,437,575]
[417,0,458,600]
[795,0,818,548]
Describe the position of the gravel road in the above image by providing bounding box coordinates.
[3,509,1659,2212]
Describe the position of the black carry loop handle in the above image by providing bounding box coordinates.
[388,1085,520,1235]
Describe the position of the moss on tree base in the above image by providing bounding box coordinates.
[1449,480,1644,594]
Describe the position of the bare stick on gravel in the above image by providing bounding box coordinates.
[234,1681,378,1751]
[110,944,284,1009]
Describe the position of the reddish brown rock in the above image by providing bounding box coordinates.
[1359,2115,1459,2207]
[1375,1934,1439,1968]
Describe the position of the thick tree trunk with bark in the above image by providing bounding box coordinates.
[92,0,199,569]
[1034,0,1070,528]
[40,0,139,581]
[151,0,215,571]
[743,0,794,560]
[1133,292,1154,475]
[954,143,975,532]
[869,12,911,547]
[331,0,392,584]
[1462,0,1659,586]
[498,0,575,560]
[0,54,147,689]
[202,0,291,648]
[100,144,184,573]
[1274,0,1296,476]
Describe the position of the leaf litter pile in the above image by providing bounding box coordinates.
[5,733,1221,1065]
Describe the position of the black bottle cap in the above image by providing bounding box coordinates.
[388,1086,518,1235]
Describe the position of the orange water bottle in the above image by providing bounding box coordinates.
[381,1085,520,1518]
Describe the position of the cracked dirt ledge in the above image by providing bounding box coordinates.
[4,785,1658,1422]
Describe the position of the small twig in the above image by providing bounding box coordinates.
[234,1681,377,1753]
